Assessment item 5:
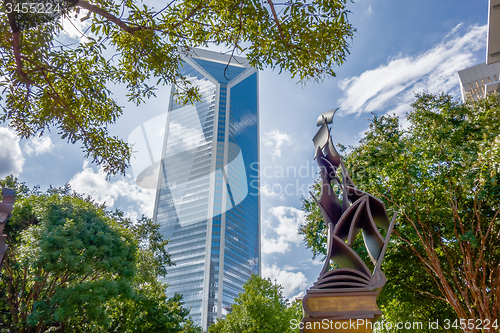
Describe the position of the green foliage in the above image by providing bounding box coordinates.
[112,212,173,279]
[1,187,136,331]
[299,93,500,329]
[0,0,355,176]
[0,181,202,332]
[208,274,302,333]
[299,179,327,259]
[0,175,30,198]
[180,318,204,333]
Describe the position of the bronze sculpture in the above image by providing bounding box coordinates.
[301,110,397,332]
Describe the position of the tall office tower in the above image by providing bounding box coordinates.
[458,0,500,101]
[152,49,260,330]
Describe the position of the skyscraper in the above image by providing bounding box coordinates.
[152,49,260,329]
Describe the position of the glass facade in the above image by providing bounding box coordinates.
[153,49,260,330]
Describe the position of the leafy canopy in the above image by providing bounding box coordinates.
[208,274,302,333]
[0,180,202,332]
[0,185,136,331]
[1,0,355,176]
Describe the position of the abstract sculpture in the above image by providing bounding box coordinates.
[0,188,16,270]
[301,110,397,332]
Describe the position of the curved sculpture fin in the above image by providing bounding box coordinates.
[318,171,342,226]
[346,197,367,246]
[310,192,333,227]
[324,135,341,168]
[316,108,338,126]
[328,235,371,277]
[367,195,390,231]
[346,185,369,203]
[312,120,331,159]
[316,147,338,185]
[319,223,335,276]
[374,211,398,273]
[333,198,363,241]
[343,195,385,264]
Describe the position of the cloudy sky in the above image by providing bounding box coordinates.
[0,0,489,300]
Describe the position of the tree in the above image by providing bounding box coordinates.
[0,0,355,176]
[0,185,136,331]
[99,214,199,333]
[299,93,500,331]
[208,274,302,333]
[0,181,202,332]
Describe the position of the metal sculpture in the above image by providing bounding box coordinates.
[0,188,16,270]
[301,110,397,332]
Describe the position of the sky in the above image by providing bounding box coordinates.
[0,0,490,301]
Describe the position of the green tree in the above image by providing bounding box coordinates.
[299,93,500,332]
[208,274,302,333]
[0,182,202,332]
[0,186,136,331]
[1,0,355,176]
[180,318,204,333]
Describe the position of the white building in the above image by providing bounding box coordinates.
[458,62,500,101]
[458,0,500,101]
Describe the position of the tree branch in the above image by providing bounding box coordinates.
[267,0,285,41]
[225,0,245,79]
[266,0,298,50]
[5,0,34,84]
[64,0,147,33]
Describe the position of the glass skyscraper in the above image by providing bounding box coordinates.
[152,49,260,329]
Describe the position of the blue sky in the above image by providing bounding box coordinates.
[0,0,489,300]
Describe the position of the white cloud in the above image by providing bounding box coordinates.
[25,136,54,156]
[299,257,325,268]
[262,263,309,299]
[0,128,24,177]
[448,22,464,37]
[263,129,292,158]
[291,291,305,301]
[262,206,305,254]
[69,162,155,218]
[261,234,289,255]
[338,24,487,117]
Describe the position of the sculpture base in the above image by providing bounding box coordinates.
[300,291,382,333]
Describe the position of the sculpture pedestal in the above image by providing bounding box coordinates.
[300,291,381,333]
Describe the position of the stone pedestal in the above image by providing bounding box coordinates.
[300,291,382,333]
